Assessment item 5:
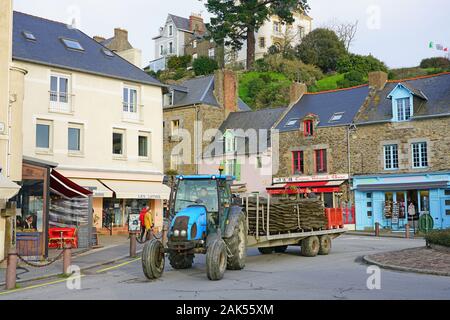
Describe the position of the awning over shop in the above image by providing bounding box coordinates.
[0,173,21,199]
[355,181,449,192]
[50,170,92,199]
[267,180,345,195]
[100,180,171,200]
[70,178,113,198]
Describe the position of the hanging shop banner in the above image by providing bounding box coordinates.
[273,174,349,184]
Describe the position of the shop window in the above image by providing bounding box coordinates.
[412,142,428,168]
[367,211,372,217]
[315,149,327,173]
[445,190,450,196]
[367,193,372,198]
[304,120,314,137]
[292,151,304,175]
[367,202,372,208]
[445,200,450,206]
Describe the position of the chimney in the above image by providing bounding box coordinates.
[368,71,388,90]
[214,69,238,117]
[93,36,106,43]
[189,13,205,33]
[114,28,129,42]
[289,82,307,105]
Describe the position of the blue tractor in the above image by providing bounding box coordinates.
[141,174,247,281]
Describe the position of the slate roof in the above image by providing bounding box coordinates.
[166,75,251,111]
[168,14,191,32]
[276,85,370,132]
[13,11,162,87]
[355,73,450,124]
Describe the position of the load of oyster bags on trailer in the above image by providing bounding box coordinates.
[246,196,327,235]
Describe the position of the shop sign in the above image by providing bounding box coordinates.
[273,174,349,184]
[128,213,140,232]
[137,194,161,200]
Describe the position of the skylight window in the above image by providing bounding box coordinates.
[102,48,114,57]
[61,38,84,51]
[285,119,299,127]
[329,112,345,122]
[22,31,36,41]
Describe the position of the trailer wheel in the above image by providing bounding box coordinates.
[206,239,227,281]
[142,239,165,280]
[258,247,274,255]
[319,235,332,255]
[274,246,288,253]
[225,213,247,270]
[168,252,194,269]
[301,236,320,257]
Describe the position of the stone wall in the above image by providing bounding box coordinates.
[351,117,450,175]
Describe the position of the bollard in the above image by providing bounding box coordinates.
[5,249,17,290]
[405,223,410,239]
[375,222,380,237]
[129,232,137,257]
[63,243,72,275]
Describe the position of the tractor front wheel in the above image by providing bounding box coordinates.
[142,239,165,280]
[168,252,194,269]
[225,213,247,270]
[206,239,227,281]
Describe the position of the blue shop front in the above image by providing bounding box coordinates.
[353,172,450,231]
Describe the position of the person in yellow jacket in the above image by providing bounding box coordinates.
[144,206,154,240]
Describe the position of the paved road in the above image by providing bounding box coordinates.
[1,235,450,300]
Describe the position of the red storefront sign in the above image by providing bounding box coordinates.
[267,180,343,195]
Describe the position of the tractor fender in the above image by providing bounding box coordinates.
[224,206,246,239]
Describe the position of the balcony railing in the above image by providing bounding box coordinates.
[122,102,144,123]
[49,91,74,113]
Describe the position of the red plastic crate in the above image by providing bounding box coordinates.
[325,208,344,229]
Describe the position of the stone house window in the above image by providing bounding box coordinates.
[292,151,304,175]
[315,149,327,173]
[171,120,180,136]
[259,37,266,48]
[412,142,428,168]
[303,120,314,137]
[384,144,399,170]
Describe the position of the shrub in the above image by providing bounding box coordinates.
[167,55,192,70]
[336,70,365,88]
[420,57,450,69]
[337,53,388,75]
[425,229,450,247]
[193,56,219,76]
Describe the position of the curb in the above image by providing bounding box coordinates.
[347,232,424,239]
[0,248,143,288]
[362,254,450,277]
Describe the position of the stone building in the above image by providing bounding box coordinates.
[163,70,251,175]
[351,72,450,231]
[271,83,370,208]
[93,28,142,67]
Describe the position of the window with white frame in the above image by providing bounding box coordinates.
[225,159,237,176]
[169,42,173,54]
[50,74,70,112]
[36,119,53,151]
[384,144,399,170]
[68,123,83,154]
[273,21,281,33]
[208,48,215,58]
[123,87,139,120]
[225,131,235,154]
[171,119,180,136]
[138,132,151,159]
[396,97,412,121]
[412,142,428,168]
[169,25,173,36]
[170,153,181,170]
[112,129,126,156]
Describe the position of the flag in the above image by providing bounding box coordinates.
[429,41,434,48]
[444,48,449,52]
[436,44,444,50]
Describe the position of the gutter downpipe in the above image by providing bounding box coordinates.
[195,104,200,175]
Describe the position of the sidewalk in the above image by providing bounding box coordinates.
[0,235,144,286]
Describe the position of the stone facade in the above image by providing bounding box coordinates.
[350,117,450,176]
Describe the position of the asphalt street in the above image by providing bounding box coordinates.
[1,235,449,300]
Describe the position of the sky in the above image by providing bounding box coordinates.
[13,0,450,69]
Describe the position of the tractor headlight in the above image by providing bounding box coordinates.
[174,230,180,237]
[180,230,187,237]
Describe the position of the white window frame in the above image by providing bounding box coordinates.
[225,159,237,176]
[395,97,412,121]
[138,131,151,160]
[168,25,173,36]
[412,142,428,169]
[35,119,53,153]
[50,73,71,113]
[112,128,126,158]
[384,144,399,170]
[170,153,181,170]
[123,86,139,121]
[68,123,84,155]
[208,48,215,58]
[169,42,173,54]
[225,131,235,154]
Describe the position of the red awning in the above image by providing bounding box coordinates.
[50,170,92,198]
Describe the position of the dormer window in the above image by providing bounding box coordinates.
[395,97,412,121]
[304,120,314,137]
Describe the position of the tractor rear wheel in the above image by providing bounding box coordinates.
[142,239,165,280]
[168,252,194,269]
[301,236,320,257]
[258,247,274,255]
[206,239,227,281]
[224,213,247,270]
[319,235,332,255]
[274,246,288,253]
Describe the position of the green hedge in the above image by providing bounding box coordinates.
[425,229,450,247]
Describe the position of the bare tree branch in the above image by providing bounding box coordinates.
[326,19,359,51]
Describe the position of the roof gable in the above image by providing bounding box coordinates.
[387,83,428,100]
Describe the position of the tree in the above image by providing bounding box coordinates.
[420,57,450,69]
[337,53,388,75]
[295,28,347,72]
[327,19,359,51]
[193,56,219,76]
[204,0,310,70]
